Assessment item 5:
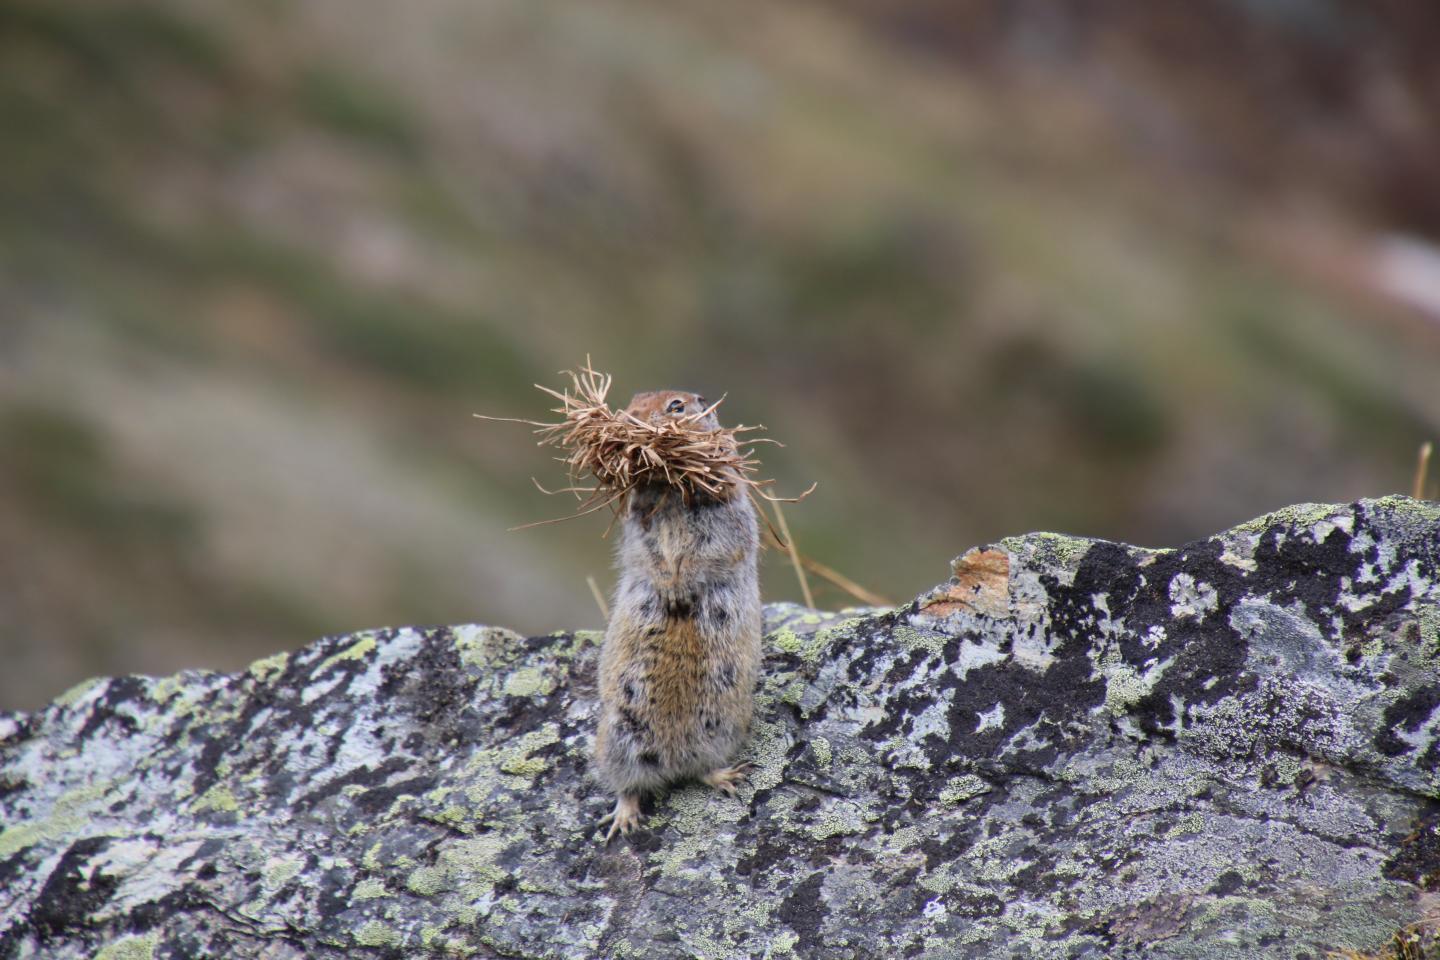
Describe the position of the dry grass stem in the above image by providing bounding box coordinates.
[586,575,609,621]
[476,358,814,531]
[1415,441,1433,500]
[762,529,893,608]
[797,554,894,608]
[771,500,815,609]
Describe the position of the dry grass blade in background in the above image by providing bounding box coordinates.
[475,358,814,531]
[771,500,814,609]
[585,575,609,620]
[1415,441,1434,500]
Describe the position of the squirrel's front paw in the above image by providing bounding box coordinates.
[703,762,752,797]
[598,794,643,844]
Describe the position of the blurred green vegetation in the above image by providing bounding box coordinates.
[296,67,422,158]
[1,0,1438,709]
[0,406,197,542]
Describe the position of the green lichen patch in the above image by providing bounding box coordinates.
[351,878,388,901]
[421,804,476,834]
[1372,494,1440,523]
[354,920,401,948]
[1000,530,1096,569]
[316,634,376,673]
[53,677,104,710]
[433,833,510,898]
[246,651,290,683]
[406,864,447,897]
[147,674,188,706]
[93,932,160,960]
[938,774,991,805]
[263,855,304,890]
[571,629,604,648]
[452,624,526,669]
[0,782,113,858]
[770,627,808,657]
[1232,501,1344,535]
[189,784,240,816]
[893,626,947,655]
[461,722,562,783]
[501,666,554,698]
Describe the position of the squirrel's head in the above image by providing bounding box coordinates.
[624,390,720,431]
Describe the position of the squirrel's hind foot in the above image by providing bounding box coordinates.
[703,762,753,797]
[599,794,643,844]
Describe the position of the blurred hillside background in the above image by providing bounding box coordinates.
[2,0,1439,710]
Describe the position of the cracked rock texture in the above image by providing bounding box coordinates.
[3,497,1440,959]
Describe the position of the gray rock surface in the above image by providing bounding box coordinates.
[3,497,1439,959]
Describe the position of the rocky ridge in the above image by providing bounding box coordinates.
[2,497,1439,958]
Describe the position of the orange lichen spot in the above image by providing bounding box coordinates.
[923,548,1010,618]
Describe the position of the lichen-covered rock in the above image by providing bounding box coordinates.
[3,497,1439,959]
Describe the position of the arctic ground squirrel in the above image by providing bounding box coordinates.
[594,390,761,842]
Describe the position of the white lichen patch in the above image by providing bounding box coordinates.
[91,837,204,918]
[1219,535,1259,572]
[954,637,1008,679]
[1311,512,1355,542]
[1168,573,1218,619]
[1010,623,1060,672]
[887,688,955,769]
[974,702,1005,733]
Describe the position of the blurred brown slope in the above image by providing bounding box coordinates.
[1,0,1437,710]
[837,0,1440,234]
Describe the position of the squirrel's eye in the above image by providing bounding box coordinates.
[666,398,686,414]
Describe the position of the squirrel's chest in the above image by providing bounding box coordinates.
[624,493,753,579]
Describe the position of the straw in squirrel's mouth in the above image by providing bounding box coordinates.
[474,357,814,531]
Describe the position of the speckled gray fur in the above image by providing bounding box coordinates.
[2,497,1439,959]
[596,482,761,796]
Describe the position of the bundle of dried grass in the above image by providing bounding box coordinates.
[476,359,813,530]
